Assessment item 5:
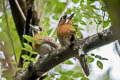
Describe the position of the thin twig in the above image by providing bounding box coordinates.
[3,0,17,64]
[40,0,49,22]
[14,0,26,21]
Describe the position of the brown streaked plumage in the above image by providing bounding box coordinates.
[31,26,58,57]
[57,14,75,47]
[57,13,89,76]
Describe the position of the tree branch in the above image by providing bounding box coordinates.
[8,0,26,42]
[102,0,120,40]
[14,29,114,80]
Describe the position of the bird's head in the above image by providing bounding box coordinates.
[30,24,42,34]
[67,13,74,23]
[58,15,67,26]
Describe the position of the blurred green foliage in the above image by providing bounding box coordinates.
[0,2,21,79]
[0,13,22,62]
[44,64,88,80]
[0,0,112,79]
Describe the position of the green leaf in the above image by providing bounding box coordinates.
[80,21,86,25]
[103,20,110,28]
[100,58,108,60]
[47,29,52,35]
[72,0,79,3]
[87,0,97,4]
[91,53,95,56]
[52,15,59,20]
[23,35,33,42]
[24,43,32,51]
[98,19,102,24]
[30,57,37,62]
[87,56,94,63]
[54,2,65,13]
[73,24,84,31]
[97,61,103,69]
[73,72,85,78]
[101,6,106,11]
[81,77,89,80]
[22,54,30,60]
[89,21,92,24]
[76,31,83,39]
[64,60,73,65]
[90,5,99,10]
[94,54,108,60]
[33,40,41,45]
[30,51,38,55]
[95,55,101,58]
[23,61,30,68]
[60,70,74,76]
[39,31,48,36]
[65,9,72,14]
[43,76,52,80]
[54,65,62,72]
[60,75,69,80]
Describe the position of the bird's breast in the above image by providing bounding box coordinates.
[57,23,72,35]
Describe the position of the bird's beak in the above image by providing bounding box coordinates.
[68,13,74,21]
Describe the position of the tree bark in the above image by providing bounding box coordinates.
[14,29,114,80]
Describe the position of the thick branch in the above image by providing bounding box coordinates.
[8,0,25,42]
[15,29,114,80]
[102,0,120,40]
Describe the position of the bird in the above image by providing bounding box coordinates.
[30,25,58,57]
[57,13,89,76]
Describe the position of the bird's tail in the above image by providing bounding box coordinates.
[76,55,89,76]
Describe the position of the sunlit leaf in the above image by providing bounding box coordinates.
[103,20,110,28]
[24,43,32,51]
[97,60,103,69]
[64,60,73,65]
[73,24,84,31]
[21,54,30,60]
[23,61,30,68]
[39,31,48,36]
[87,56,94,63]
[80,21,86,25]
[73,72,85,78]
[54,2,65,13]
[23,35,33,42]
[30,51,38,55]
[33,40,41,45]
[72,0,79,3]
[95,55,101,58]
[87,0,97,4]
[89,21,92,24]
[47,29,52,35]
[52,15,59,20]
[65,8,72,14]
[60,70,74,76]
[30,57,37,62]
[43,76,52,80]
[81,77,89,80]
[60,75,69,80]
